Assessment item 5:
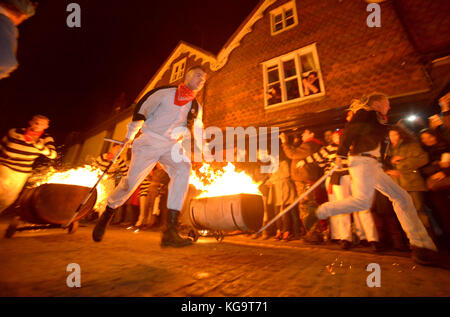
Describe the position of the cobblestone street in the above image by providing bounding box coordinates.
[0,220,449,298]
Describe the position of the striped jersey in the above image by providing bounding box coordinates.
[296,144,349,172]
[296,143,350,186]
[139,175,153,198]
[0,128,57,173]
[139,168,170,197]
[94,153,128,176]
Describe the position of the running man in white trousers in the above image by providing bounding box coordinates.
[93,66,207,247]
[316,93,441,267]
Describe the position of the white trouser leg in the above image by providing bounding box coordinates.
[107,138,161,209]
[353,211,366,240]
[318,156,436,250]
[158,143,192,211]
[317,157,377,218]
[354,210,379,242]
[340,173,378,242]
[327,176,352,241]
[374,162,436,250]
[330,214,352,241]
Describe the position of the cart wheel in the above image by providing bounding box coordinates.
[215,231,224,242]
[68,221,78,234]
[5,216,20,238]
[188,229,199,242]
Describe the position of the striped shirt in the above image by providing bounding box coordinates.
[94,153,128,176]
[296,143,351,186]
[139,168,169,197]
[296,144,349,172]
[139,175,153,198]
[0,128,57,173]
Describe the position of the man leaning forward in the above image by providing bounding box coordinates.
[92,66,207,247]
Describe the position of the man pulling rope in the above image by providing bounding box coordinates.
[92,66,207,248]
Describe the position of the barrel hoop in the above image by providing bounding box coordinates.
[230,203,243,231]
[190,205,202,229]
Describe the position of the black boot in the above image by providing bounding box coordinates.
[92,206,115,242]
[161,209,192,248]
[411,246,444,268]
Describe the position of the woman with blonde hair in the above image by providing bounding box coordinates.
[316,93,441,267]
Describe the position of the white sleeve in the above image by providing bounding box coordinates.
[134,89,164,120]
[126,120,144,140]
[193,104,205,152]
[126,89,165,140]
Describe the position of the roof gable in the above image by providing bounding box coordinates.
[136,41,216,100]
[136,0,276,100]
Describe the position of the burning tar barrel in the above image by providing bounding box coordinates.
[189,193,264,232]
[17,183,97,225]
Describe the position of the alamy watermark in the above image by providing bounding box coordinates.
[366,3,381,28]
[366,263,381,288]
[66,3,81,28]
[170,126,280,174]
[66,263,81,288]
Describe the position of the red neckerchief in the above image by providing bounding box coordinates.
[174,83,195,106]
[24,128,43,142]
[105,152,114,160]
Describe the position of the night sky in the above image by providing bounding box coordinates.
[0,0,260,145]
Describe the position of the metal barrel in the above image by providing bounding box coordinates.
[17,184,97,225]
[189,193,264,232]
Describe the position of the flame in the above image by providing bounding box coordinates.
[35,165,110,211]
[189,162,261,198]
[36,165,105,187]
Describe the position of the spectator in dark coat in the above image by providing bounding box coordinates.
[419,129,450,250]
[280,129,324,243]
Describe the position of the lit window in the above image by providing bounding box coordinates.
[270,0,298,35]
[262,43,325,109]
[170,58,186,83]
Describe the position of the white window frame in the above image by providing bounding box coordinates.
[270,0,298,36]
[262,43,325,110]
[170,57,187,83]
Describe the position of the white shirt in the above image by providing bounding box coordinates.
[126,87,203,145]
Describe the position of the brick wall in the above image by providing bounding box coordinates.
[202,0,430,129]
[394,0,450,59]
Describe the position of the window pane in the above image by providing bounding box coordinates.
[286,79,300,100]
[274,14,282,23]
[181,63,185,69]
[300,53,316,73]
[285,9,293,18]
[274,22,283,32]
[285,17,295,27]
[283,59,296,78]
[267,83,282,105]
[267,66,279,84]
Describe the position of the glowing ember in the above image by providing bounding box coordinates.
[189,162,261,198]
[34,165,110,211]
